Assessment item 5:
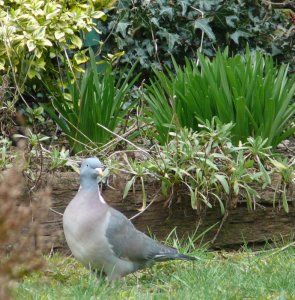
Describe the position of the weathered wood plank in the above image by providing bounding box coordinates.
[34,171,295,253]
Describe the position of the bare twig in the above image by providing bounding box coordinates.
[150,26,161,67]
[96,122,152,157]
[100,122,139,152]
[49,208,63,217]
[189,6,205,66]
[129,189,160,220]
[96,11,123,57]
[210,209,229,245]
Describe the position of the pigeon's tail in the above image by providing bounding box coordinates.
[175,253,198,261]
[153,252,197,262]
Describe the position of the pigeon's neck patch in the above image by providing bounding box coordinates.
[78,185,106,204]
[98,191,106,204]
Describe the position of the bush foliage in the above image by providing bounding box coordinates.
[0,0,109,79]
[97,0,294,76]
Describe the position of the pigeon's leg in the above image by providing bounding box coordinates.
[87,265,107,285]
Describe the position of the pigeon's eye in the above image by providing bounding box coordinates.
[86,164,89,167]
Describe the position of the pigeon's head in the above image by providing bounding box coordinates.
[80,158,104,186]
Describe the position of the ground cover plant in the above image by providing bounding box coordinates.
[14,243,295,299]
[109,120,295,214]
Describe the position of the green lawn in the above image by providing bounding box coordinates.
[14,243,295,300]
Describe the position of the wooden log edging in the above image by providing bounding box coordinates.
[34,171,295,253]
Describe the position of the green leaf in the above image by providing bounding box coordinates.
[225,15,239,28]
[123,177,135,199]
[282,190,289,213]
[92,11,106,20]
[116,22,130,38]
[230,30,250,44]
[166,33,180,50]
[211,192,225,215]
[54,31,65,40]
[41,39,53,47]
[194,19,216,41]
[268,158,287,171]
[74,51,89,64]
[46,9,61,20]
[215,174,230,194]
[26,40,36,52]
[188,186,197,210]
[160,7,173,20]
[33,26,46,39]
[70,35,82,49]
[233,180,239,195]
[258,160,271,187]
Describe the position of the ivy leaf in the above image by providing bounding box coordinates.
[158,29,180,51]
[27,68,37,79]
[230,30,250,44]
[116,36,127,49]
[150,17,159,27]
[160,7,173,21]
[225,15,239,28]
[194,18,216,41]
[143,39,154,56]
[199,0,222,11]
[166,33,180,50]
[271,43,282,56]
[180,0,188,16]
[116,21,130,38]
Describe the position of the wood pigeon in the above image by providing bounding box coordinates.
[63,157,196,281]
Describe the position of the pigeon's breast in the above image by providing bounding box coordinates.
[63,192,114,268]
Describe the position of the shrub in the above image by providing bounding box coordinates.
[0,0,111,79]
[145,48,295,147]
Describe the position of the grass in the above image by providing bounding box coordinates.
[14,244,295,300]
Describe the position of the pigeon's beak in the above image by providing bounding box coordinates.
[95,167,104,177]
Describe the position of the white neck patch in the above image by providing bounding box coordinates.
[78,186,106,204]
[98,188,106,204]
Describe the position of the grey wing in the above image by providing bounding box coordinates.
[105,208,177,263]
